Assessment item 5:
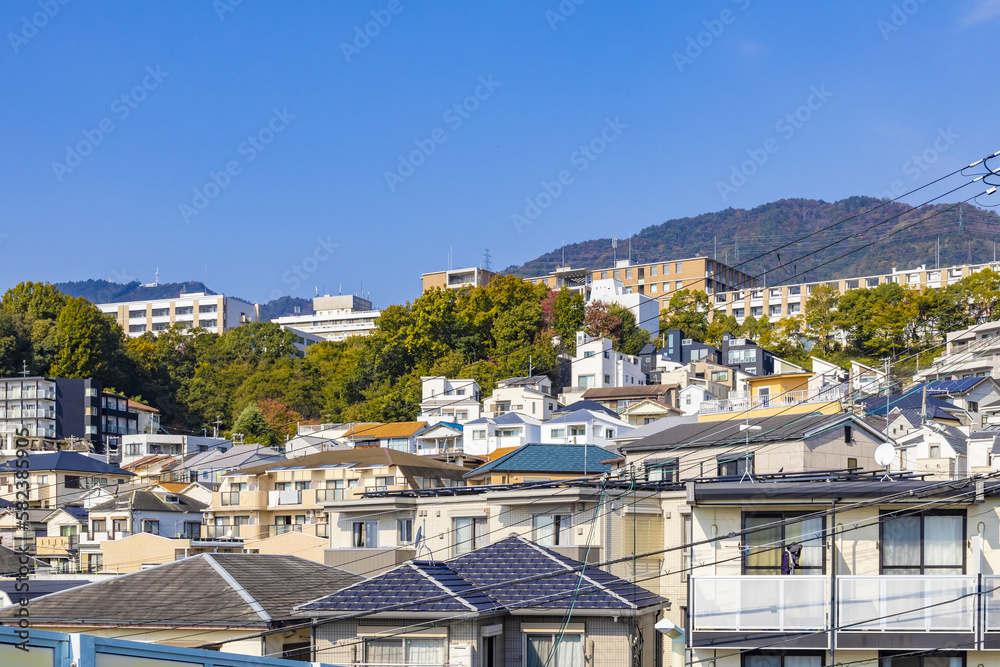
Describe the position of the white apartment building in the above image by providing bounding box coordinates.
[417,377,482,425]
[482,375,559,421]
[98,292,255,337]
[570,331,645,391]
[588,277,660,335]
[119,434,231,468]
[271,294,380,344]
[914,319,1000,383]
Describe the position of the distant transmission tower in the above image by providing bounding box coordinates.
[482,249,493,271]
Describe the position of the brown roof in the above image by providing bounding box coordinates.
[127,399,160,414]
[234,447,470,480]
[122,454,176,470]
[582,384,678,400]
[343,421,428,438]
[620,398,681,414]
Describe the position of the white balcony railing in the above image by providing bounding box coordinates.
[838,576,975,632]
[692,576,828,632]
[699,387,847,415]
[267,489,302,506]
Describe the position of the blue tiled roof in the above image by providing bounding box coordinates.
[924,377,989,394]
[450,537,663,611]
[0,452,132,476]
[298,561,497,614]
[464,443,617,478]
[59,507,88,520]
[546,409,610,425]
[556,400,619,419]
[492,412,531,425]
[298,536,663,615]
[860,388,958,420]
[464,417,490,426]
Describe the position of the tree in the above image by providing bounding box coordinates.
[804,284,840,353]
[1,282,66,321]
[659,290,709,341]
[544,288,585,352]
[231,402,274,445]
[258,398,303,441]
[50,297,130,387]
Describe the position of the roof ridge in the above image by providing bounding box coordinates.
[520,537,639,609]
[409,562,482,612]
[202,554,272,622]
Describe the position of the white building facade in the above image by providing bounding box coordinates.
[98,292,255,337]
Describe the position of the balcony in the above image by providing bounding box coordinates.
[699,388,847,415]
[212,490,267,510]
[36,535,78,556]
[691,575,979,651]
[690,575,829,649]
[267,489,303,506]
[838,575,975,650]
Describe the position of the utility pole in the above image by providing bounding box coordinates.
[212,415,223,439]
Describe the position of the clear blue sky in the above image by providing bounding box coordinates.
[1,1,996,308]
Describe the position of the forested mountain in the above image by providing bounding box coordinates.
[506,197,1000,283]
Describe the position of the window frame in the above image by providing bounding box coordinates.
[741,651,825,667]
[741,511,826,576]
[522,631,584,667]
[879,510,966,575]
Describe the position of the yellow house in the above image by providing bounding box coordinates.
[698,371,844,421]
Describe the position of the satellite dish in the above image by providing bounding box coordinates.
[874,443,895,467]
[225,529,233,539]
[413,526,423,551]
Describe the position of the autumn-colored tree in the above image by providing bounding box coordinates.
[258,398,303,441]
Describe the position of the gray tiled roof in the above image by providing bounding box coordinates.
[0,553,362,627]
[88,490,206,514]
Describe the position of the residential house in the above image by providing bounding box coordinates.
[463,413,543,456]
[286,422,359,457]
[118,433,230,467]
[860,377,1000,428]
[697,371,847,421]
[342,422,430,454]
[482,375,559,421]
[34,506,87,572]
[582,384,679,413]
[0,553,363,659]
[462,443,618,485]
[620,399,682,426]
[205,448,470,566]
[542,409,633,446]
[413,422,468,460]
[80,489,206,572]
[677,385,716,416]
[417,377,482,424]
[163,443,284,485]
[304,536,666,667]
[0,544,48,576]
[619,412,891,481]
[0,507,50,554]
[685,476,1000,667]
[0,451,133,508]
[913,316,1000,383]
[553,399,621,420]
[892,422,972,480]
[98,530,248,573]
[569,332,645,396]
[121,454,177,482]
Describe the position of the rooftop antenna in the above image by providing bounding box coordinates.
[738,420,761,483]
[562,240,565,267]
[628,232,632,264]
[315,286,319,297]
[875,442,895,482]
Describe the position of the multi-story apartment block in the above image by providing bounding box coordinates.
[271,294,380,345]
[417,377,482,424]
[0,377,142,450]
[97,291,255,337]
[524,265,592,297]
[714,260,1000,323]
[421,266,498,293]
[542,408,633,446]
[118,434,230,467]
[913,319,1000,383]
[686,476,1000,667]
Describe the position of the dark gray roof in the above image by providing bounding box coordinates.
[0,579,86,601]
[619,413,846,453]
[465,444,619,478]
[554,400,619,419]
[89,490,206,514]
[939,425,969,456]
[0,546,47,576]
[0,452,132,476]
[0,554,363,627]
[299,536,663,615]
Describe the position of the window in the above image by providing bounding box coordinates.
[199,304,217,313]
[675,281,683,290]
[650,264,657,277]
[397,518,413,545]
[454,516,487,555]
[751,306,763,317]
[525,632,583,667]
[550,428,565,438]
[718,454,754,478]
[969,401,979,412]
[568,425,586,436]
[625,268,632,279]
[577,374,595,389]
[847,457,858,470]
[365,638,445,666]
[878,654,962,667]
[711,371,728,382]
[603,374,611,384]
[733,308,745,319]
[681,514,692,581]
[743,513,825,575]
[175,306,193,315]
[583,350,595,358]
[92,519,106,534]
[112,519,127,534]
[605,428,614,439]
[646,458,678,483]
[929,445,940,458]
[387,438,409,451]
[352,521,378,547]
[199,319,217,328]
[650,283,657,293]
[603,350,610,359]
[674,262,683,273]
[881,512,964,575]
[533,514,572,546]
[769,305,782,316]
[728,348,757,364]
[375,476,394,489]
[142,520,159,535]
[129,324,146,334]
[788,302,801,314]
[473,430,486,440]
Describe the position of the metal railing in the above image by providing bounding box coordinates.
[699,387,847,415]
[691,575,828,632]
[838,575,975,632]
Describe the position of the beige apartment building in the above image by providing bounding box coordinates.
[526,257,757,306]
[714,260,1000,322]
[97,291,256,336]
